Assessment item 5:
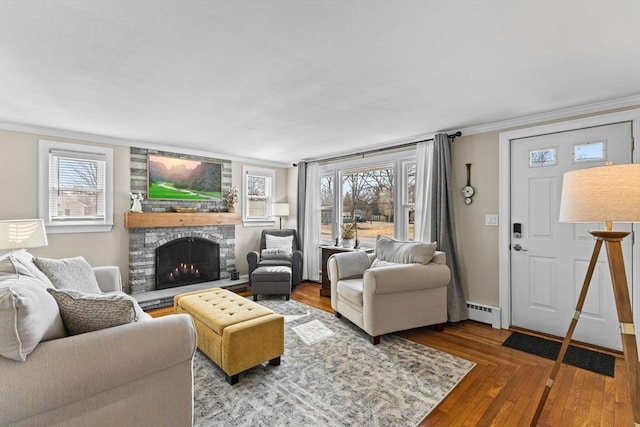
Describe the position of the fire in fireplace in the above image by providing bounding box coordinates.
[156,237,220,290]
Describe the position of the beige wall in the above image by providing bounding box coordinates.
[449,104,639,307]
[2,104,636,300]
[0,129,292,291]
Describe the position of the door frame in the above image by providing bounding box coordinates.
[498,108,640,342]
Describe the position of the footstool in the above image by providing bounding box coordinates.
[173,287,284,385]
[251,266,292,301]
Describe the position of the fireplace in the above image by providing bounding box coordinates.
[156,237,220,290]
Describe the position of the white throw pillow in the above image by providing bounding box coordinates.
[48,288,140,336]
[0,276,67,361]
[375,236,438,265]
[34,256,102,294]
[265,234,293,251]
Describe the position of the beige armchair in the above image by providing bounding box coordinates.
[328,236,450,344]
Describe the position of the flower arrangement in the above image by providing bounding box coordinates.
[341,221,356,240]
[227,186,239,205]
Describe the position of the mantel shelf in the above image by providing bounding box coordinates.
[125,212,241,228]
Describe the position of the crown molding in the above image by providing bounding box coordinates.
[457,94,640,136]
[0,121,291,169]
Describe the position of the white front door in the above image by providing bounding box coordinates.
[510,122,633,350]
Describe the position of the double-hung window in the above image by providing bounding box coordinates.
[242,165,276,226]
[39,140,114,233]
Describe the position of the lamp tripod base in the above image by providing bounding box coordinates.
[530,231,639,425]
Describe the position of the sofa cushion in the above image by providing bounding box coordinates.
[370,259,402,269]
[0,276,67,361]
[261,248,292,260]
[375,236,437,265]
[265,234,293,250]
[34,256,102,294]
[48,288,140,335]
[8,250,54,287]
[336,279,364,307]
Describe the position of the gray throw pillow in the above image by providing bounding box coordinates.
[261,248,292,260]
[47,288,139,336]
[34,256,102,294]
[375,235,437,265]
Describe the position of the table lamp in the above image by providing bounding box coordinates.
[0,219,49,255]
[272,203,289,229]
[531,163,640,426]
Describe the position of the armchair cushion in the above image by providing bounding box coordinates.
[375,236,437,264]
[332,251,372,279]
[34,256,102,294]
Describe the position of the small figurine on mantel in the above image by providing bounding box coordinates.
[129,191,144,213]
[226,186,239,213]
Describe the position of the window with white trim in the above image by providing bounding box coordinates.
[242,166,276,226]
[39,140,114,234]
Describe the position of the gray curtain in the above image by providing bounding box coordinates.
[296,162,307,254]
[430,133,468,322]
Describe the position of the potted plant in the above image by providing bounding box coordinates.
[341,221,356,248]
[226,186,239,213]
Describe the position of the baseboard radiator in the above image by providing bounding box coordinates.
[466,302,501,329]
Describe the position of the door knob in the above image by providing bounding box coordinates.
[513,244,528,252]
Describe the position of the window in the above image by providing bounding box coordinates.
[320,174,334,243]
[242,166,275,225]
[318,151,415,247]
[39,140,113,233]
[402,161,416,241]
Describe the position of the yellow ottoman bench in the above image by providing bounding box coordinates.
[173,287,284,385]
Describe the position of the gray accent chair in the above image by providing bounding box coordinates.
[247,229,303,286]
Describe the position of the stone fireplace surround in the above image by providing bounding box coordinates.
[128,147,248,310]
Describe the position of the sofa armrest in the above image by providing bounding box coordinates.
[363,263,451,295]
[0,314,196,425]
[432,251,447,265]
[291,250,303,285]
[92,266,122,293]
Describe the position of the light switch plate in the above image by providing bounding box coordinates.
[485,214,499,226]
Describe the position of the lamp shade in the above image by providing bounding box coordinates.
[0,219,49,250]
[272,203,290,216]
[559,164,640,223]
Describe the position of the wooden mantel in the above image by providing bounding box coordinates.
[125,212,241,228]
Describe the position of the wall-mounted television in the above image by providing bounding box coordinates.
[147,154,222,200]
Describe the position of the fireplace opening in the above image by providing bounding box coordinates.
[156,237,220,290]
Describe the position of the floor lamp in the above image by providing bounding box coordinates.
[530,163,640,426]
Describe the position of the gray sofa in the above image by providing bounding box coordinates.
[0,251,197,427]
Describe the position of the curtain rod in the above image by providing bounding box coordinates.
[312,131,462,165]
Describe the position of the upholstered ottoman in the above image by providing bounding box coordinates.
[173,288,284,385]
[251,266,292,301]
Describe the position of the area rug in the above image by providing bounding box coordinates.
[193,298,475,426]
[502,331,614,377]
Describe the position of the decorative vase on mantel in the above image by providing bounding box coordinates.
[227,203,235,213]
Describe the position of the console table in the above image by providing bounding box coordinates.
[319,245,372,297]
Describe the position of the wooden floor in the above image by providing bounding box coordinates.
[150,282,634,426]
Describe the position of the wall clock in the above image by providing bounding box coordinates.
[462,163,475,204]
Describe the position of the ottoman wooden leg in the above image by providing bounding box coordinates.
[253,295,258,301]
[269,356,281,366]
[226,373,239,385]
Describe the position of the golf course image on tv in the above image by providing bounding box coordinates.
[147,154,222,200]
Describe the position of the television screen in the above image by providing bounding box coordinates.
[147,154,222,200]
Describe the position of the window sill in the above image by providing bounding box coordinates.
[242,219,276,227]
[45,223,114,234]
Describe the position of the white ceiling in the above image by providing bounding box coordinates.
[1,1,639,166]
